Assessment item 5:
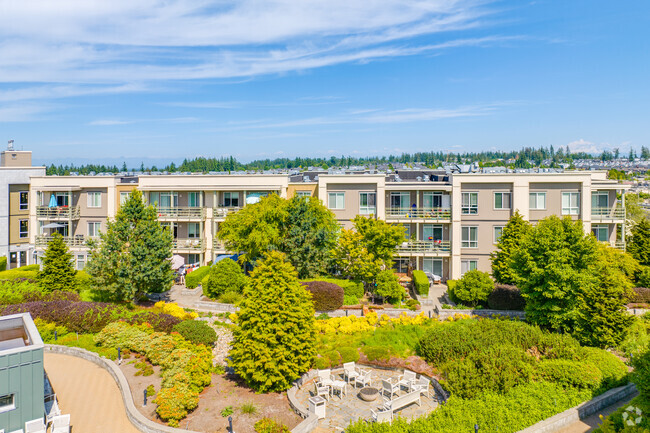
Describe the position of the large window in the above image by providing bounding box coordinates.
[494,226,504,244]
[461,226,478,248]
[88,221,101,237]
[390,192,410,210]
[19,219,28,238]
[423,192,443,209]
[461,192,478,215]
[188,192,200,207]
[0,393,15,412]
[150,192,178,208]
[328,192,345,210]
[461,260,478,276]
[494,192,511,209]
[188,254,200,265]
[120,192,130,205]
[529,192,546,210]
[359,192,376,215]
[592,191,609,209]
[77,254,85,270]
[423,224,443,242]
[423,258,443,277]
[223,192,239,207]
[87,191,101,208]
[188,223,201,238]
[295,191,311,198]
[562,192,580,215]
[19,191,28,210]
[592,225,609,242]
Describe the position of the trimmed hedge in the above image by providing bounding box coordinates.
[0,266,39,281]
[0,257,6,272]
[185,266,210,289]
[302,281,344,311]
[412,270,429,296]
[537,359,603,390]
[488,284,526,310]
[632,287,650,303]
[172,320,217,346]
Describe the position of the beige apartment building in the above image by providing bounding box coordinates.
[25,167,627,280]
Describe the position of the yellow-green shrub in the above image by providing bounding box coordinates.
[153,301,198,320]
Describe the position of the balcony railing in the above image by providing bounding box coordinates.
[610,241,625,250]
[36,206,80,220]
[36,235,87,248]
[395,240,451,255]
[591,206,625,220]
[156,207,205,219]
[213,239,227,251]
[386,207,451,221]
[172,238,203,251]
[213,207,241,218]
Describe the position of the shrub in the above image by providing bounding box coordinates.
[0,267,39,281]
[218,291,243,305]
[34,318,69,342]
[302,281,344,311]
[450,270,493,307]
[343,294,359,305]
[185,266,210,289]
[537,359,603,390]
[412,270,429,296]
[631,287,650,303]
[375,270,404,302]
[75,270,92,292]
[337,346,360,363]
[38,233,77,293]
[0,257,6,271]
[172,320,217,346]
[240,402,258,415]
[579,347,628,392]
[255,418,290,433]
[153,301,198,320]
[406,299,420,311]
[631,348,650,399]
[203,258,247,299]
[488,284,526,310]
[362,346,391,361]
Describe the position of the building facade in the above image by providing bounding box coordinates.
[25,167,627,281]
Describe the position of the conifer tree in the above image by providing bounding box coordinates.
[37,233,76,292]
[230,251,315,392]
[628,218,650,267]
[491,211,531,285]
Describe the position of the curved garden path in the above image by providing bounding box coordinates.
[556,392,638,433]
[45,352,141,433]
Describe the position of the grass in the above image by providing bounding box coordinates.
[239,402,258,415]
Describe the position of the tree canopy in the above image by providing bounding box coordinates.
[203,258,248,300]
[332,229,382,283]
[352,215,406,263]
[491,211,531,285]
[37,233,77,292]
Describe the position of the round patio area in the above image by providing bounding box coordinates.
[294,366,440,431]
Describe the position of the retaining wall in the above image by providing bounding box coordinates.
[45,345,200,433]
[434,305,526,320]
[194,300,240,312]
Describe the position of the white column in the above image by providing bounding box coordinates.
[450,177,462,280]
[581,180,592,234]
[512,178,530,220]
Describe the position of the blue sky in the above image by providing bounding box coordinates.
[0,0,648,165]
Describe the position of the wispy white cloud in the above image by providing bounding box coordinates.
[89,119,133,126]
[0,104,53,122]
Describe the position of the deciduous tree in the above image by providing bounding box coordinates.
[204,258,247,299]
[332,229,382,283]
[353,215,405,263]
[451,270,494,307]
[374,269,404,302]
[37,233,77,292]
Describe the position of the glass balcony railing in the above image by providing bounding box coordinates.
[386,207,451,221]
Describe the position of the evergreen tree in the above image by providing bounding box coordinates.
[230,252,315,392]
[628,218,650,267]
[512,216,597,333]
[86,189,174,301]
[204,258,247,299]
[491,211,531,285]
[37,233,76,292]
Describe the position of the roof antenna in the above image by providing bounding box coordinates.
[7,139,14,151]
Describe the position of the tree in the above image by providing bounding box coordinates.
[281,196,339,278]
[332,229,382,283]
[86,189,174,302]
[452,270,494,307]
[628,218,650,267]
[574,244,636,348]
[204,258,247,299]
[229,251,315,392]
[37,233,76,292]
[374,269,404,302]
[491,211,531,285]
[625,194,647,225]
[352,216,406,263]
[512,216,597,333]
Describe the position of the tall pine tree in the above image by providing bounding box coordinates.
[37,233,77,292]
[628,218,650,266]
[491,211,531,285]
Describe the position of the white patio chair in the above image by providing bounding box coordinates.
[343,361,360,385]
[314,382,330,401]
[317,368,334,387]
[411,376,431,399]
[381,378,399,399]
[371,407,393,423]
[25,419,46,433]
[397,370,417,392]
[51,414,70,433]
[356,368,372,388]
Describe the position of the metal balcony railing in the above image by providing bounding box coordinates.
[155,207,205,219]
[385,207,451,221]
[213,207,241,218]
[36,235,87,248]
[213,239,227,250]
[395,240,451,254]
[36,206,80,220]
[172,238,203,251]
[591,206,625,220]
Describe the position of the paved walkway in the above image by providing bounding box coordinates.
[556,392,638,433]
[45,352,141,433]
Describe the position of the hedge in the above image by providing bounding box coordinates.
[537,359,603,390]
[185,266,210,289]
[302,281,344,311]
[412,270,429,296]
[0,266,39,281]
[0,257,6,272]
[488,284,526,310]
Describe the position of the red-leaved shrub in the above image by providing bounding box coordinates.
[301,281,344,311]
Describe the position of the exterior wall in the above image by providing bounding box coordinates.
[8,185,30,245]
[324,182,378,225]
[0,347,45,432]
[0,151,32,168]
[287,183,318,199]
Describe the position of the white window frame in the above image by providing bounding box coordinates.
[0,392,16,413]
[188,223,201,239]
[461,192,478,215]
[461,260,478,276]
[187,192,200,208]
[87,191,101,208]
[295,191,311,198]
[328,192,345,210]
[461,226,478,248]
[494,226,504,244]
[19,191,28,210]
[19,219,28,238]
[390,192,410,210]
[562,192,580,215]
[493,192,512,210]
[120,192,130,206]
[223,192,239,207]
[359,192,376,215]
[88,221,101,237]
[529,192,546,210]
[76,254,85,270]
[591,191,609,209]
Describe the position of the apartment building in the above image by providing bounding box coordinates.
[25,167,627,281]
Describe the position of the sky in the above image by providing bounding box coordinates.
[0,0,649,165]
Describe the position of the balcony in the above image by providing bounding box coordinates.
[213,207,241,219]
[591,205,625,221]
[213,238,227,252]
[36,206,80,220]
[385,207,451,222]
[395,240,451,256]
[36,235,87,248]
[172,238,204,251]
[155,207,205,220]
[610,241,625,250]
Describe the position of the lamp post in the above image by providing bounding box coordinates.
[474,424,479,433]
[228,415,234,433]
[143,389,147,406]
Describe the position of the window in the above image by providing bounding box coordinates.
[562,192,580,215]
[461,192,478,214]
[592,225,609,242]
[461,226,478,248]
[423,192,443,209]
[592,191,609,209]
[88,222,101,237]
[359,192,376,215]
[390,192,410,210]
[187,254,200,265]
[423,258,443,277]
[223,192,239,207]
[423,224,443,242]
[188,223,201,238]
[494,226,504,244]
[19,191,28,210]
[494,192,511,209]
[19,219,28,238]
[529,192,546,210]
[120,192,130,205]
[87,191,101,208]
[188,192,200,208]
[296,191,311,198]
[401,224,411,239]
[54,192,69,207]
[461,260,478,276]
[328,192,345,210]
[0,393,15,412]
[77,254,85,270]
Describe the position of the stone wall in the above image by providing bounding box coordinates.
[434,305,526,321]
[194,300,240,312]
